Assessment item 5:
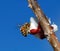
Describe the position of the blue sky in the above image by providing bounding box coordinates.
[0,0,60,51]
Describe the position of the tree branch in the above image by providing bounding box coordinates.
[28,0,60,51]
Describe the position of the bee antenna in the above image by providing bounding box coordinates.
[16,24,22,30]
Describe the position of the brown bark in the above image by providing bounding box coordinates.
[28,0,60,51]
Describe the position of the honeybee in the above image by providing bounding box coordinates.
[20,23,30,37]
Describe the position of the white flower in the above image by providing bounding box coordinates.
[48,18,58,32]
[51,23,58,32]
[30,17,38,30]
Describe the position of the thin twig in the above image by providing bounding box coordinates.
[28,0,60,51]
